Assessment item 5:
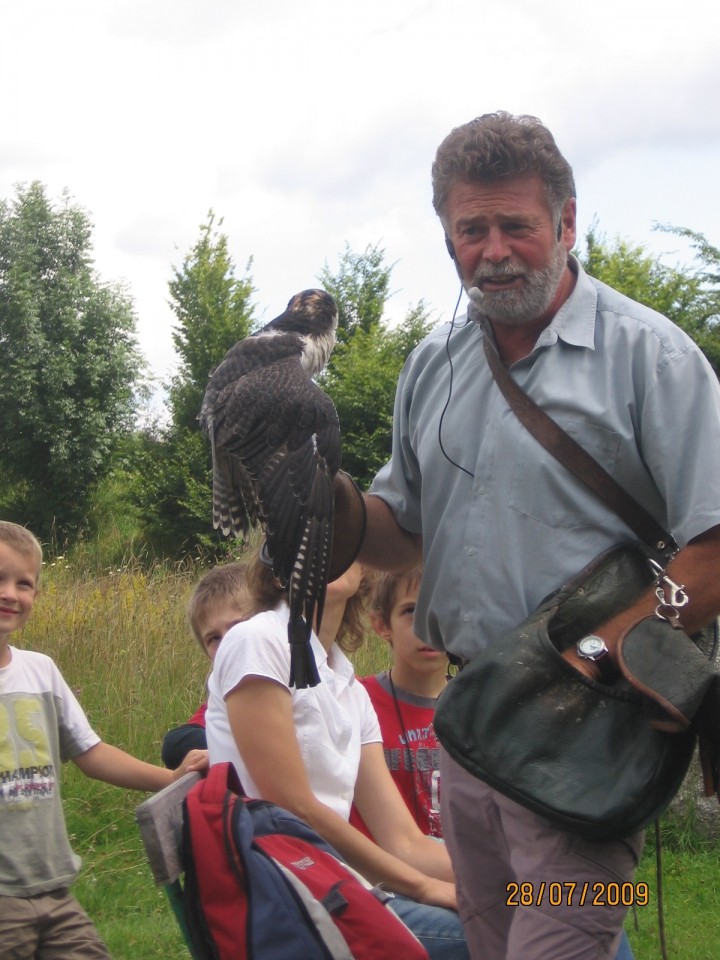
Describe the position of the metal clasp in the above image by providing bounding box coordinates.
[648,558,689,625]
[657,574,689,610]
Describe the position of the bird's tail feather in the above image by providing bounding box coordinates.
[288,615,320,689]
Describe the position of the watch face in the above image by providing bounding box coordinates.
[578,635,606,658]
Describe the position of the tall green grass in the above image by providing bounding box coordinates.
[13,554,720,959]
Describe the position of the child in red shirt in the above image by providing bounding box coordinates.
[352,568,449,838]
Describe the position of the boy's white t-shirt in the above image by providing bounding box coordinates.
[206,603,381,821]
[0,646,100,895]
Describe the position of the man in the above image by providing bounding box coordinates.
[356,112,720,959]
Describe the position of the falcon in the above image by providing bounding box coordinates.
[199,289,340,688]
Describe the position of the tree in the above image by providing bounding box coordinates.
[168,212,256,433]
[318,245,434,488]
[318,242,394,341]
[656,224,720,293]
[0,182,142,542]
[133,212,256,556]
[578,224,720,376]
[654,223,720,371]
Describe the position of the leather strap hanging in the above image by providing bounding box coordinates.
[482,334,678,564]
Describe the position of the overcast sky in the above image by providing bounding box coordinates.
[2,0,719,406]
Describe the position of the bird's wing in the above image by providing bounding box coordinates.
[200,334,303,538]
[211,353,341,640]
[199,336,265,424]
[208,432,262,537]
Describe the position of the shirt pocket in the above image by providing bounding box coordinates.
[507,418,622,529]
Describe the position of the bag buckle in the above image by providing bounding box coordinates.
[648,559,689,625]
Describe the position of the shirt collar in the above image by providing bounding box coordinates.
[275,599,356,690]
[324,641,356,688]
[534,256,598,351]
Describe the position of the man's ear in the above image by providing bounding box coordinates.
[559,197,577,251]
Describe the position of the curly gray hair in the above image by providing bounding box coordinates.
[431,111,576,226]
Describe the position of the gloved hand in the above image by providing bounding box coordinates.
[328,470,367,582]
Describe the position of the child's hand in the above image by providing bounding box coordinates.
[173,748,209,779]
[415,877,458,912]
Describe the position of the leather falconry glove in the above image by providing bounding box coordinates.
[328,470,367,582]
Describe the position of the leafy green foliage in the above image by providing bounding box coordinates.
[654,223,720,372]
[318,242,394,340]
[579,224,720,376]
[132,212,256,556]
[318,245,434,489]
[132,429,231,557]
[168,211,256,432]
[0,182,142,541]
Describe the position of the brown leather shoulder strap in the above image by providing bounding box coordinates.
[482,334,677,561]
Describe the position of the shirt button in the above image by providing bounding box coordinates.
[467,547,476,556]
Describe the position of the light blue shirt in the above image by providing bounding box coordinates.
[370,259,720,660]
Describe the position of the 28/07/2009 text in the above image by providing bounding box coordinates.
[506,881,649,908]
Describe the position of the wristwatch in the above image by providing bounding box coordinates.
[576,634,611,675]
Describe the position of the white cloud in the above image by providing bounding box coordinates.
[1,0,719,391]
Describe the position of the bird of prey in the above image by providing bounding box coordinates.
[199,289,340,688]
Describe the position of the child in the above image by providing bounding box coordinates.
[161,562,254,769]
[351,567,448,839]
[0,521,206,959]
[205,551,469,960]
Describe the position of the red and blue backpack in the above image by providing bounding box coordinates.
[182,762,430,960]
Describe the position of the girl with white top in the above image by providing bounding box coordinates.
[205,553,468,960]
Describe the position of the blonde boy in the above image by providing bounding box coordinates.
[187,562,255,662]
[0,522,205,958]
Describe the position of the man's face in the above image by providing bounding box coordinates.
[445,174,576,326]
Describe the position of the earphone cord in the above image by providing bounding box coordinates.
[387,668,423,827]
[438,283,475,478]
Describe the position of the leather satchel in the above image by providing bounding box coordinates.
[434,333,720,840]
[435,542,717,839]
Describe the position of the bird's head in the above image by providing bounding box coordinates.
[264,288,338,375]
[280,289,338,335]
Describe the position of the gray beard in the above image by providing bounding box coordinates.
[470,244,568,327]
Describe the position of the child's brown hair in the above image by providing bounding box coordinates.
[335,567,373,654]
[369,567,423,628]
[0,521,43,585]
[187,562,252,648]
[245,549,369,654]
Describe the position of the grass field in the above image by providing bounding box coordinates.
[15,556,720,959]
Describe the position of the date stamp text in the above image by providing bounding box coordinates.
[506,881,649,908]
